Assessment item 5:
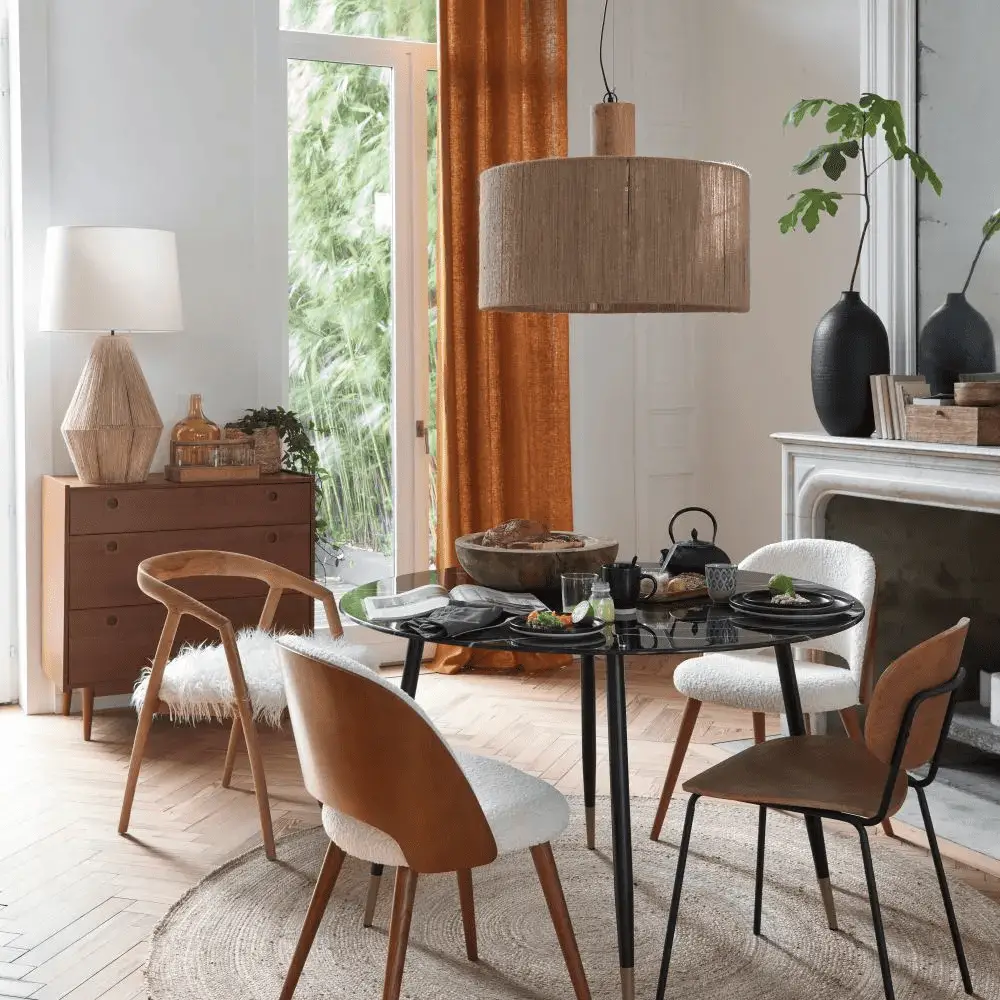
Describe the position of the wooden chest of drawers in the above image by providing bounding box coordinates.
[42,473,315,739]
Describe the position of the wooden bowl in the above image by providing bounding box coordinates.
[954,381,1000,406]
[454,532,619,593]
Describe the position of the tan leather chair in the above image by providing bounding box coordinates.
[277,634,591,1000]
[656,619,973,1000]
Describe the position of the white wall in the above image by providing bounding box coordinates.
[11,0,286,711]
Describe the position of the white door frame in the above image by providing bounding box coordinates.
[859,0,918,376]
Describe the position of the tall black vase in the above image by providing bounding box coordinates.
[811,291,890,437]
[918,291,996,396]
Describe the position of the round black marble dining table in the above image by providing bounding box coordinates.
[341,568,865,1000]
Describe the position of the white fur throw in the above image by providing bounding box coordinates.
[132,629,379,727]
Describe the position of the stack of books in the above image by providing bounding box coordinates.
[869,375,931,439]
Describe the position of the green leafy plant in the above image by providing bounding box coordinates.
[779,93,942,292]
[962,209,1000,294]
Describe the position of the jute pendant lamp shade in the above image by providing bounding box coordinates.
[40,226,183,484]
[479,101,750,314]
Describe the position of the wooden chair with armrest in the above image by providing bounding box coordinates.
[117,550,341,861]
[655,618,974,1000]
[276,634,591,1000]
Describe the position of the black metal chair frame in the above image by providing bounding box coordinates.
[655,667,973,1000]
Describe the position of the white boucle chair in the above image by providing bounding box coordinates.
[118,550,375,861]
[276,634,591,1000]
[650,538,885,841]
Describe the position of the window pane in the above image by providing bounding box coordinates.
[427,69,438,567]
[287,58,395,587]
[281,0,436,43]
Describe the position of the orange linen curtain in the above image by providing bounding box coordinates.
[432,0,573,674]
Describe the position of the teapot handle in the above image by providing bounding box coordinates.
[668,506,719,544]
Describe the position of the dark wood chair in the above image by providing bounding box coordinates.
[277,635,591,1000]
[655,618,973,1000]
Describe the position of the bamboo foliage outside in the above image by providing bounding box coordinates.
[61,334,163,484]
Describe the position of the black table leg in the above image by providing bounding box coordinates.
[773,642,838,930]
[581,654,597,850]
[606,652,634,1000]
[365,636,425,927]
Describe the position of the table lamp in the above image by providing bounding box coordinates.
[39,226,183,484]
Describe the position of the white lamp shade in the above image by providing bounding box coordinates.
[39,226,184,333]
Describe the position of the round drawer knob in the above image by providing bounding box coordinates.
[266,531,278,543]
[268,490,279,502]
[106,614,119,627]
[105,540,118,553]
[106,497,119,510]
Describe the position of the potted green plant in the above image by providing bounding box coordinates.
[918,209,1000,394]
[779,93,942,437]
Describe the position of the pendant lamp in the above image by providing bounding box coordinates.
[479,24,750,314]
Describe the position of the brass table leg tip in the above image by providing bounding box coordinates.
[585,807,596,850]
[818,876,838,931]
[619,966,634,1000]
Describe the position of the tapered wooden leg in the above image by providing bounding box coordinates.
[222,715,242,788]
[840,707,894,838]
[61,690,72,716]
[457,869,477,961]
[651,698,701,841]
[531,843,591,1000]
[119,612,180,837]
[221,626,276,860]
[803,712,812,736]
[752,712,766,745]
[383,868,418,1000]
[81,688,94,741]
[279,842,346,1000]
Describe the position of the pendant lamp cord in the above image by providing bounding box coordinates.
[599,0,617,102]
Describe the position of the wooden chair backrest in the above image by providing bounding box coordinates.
[137,549,342,637]
[865,618,969,770]
[278,639,499,874]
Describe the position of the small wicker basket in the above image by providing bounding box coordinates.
[253,427,282,474]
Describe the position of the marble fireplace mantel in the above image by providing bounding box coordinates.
[773,431,1000,542]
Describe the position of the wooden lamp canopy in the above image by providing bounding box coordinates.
[478,102,751,314]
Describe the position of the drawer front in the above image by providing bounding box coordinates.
[66,594,312,690]
[67,523,311,610]
[69,481,313,535]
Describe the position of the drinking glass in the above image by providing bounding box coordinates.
[561,572,598,612]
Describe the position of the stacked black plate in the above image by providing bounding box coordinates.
[729,588,855,628]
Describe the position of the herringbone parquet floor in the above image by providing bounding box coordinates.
[1,655,996,999]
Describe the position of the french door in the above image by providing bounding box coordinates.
[283,29,437,589]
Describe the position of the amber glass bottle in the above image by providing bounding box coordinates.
[171,394,220,465]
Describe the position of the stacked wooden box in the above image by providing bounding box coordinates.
[905,381,1000,446]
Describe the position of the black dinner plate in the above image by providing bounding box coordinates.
[734,588,840,612]
[727,604,858,625]
[508,618,607,643]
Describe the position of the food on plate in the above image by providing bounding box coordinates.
[768,573,809,605]
[480,518,585,551]
[771,591,810,605]
[571,601,594,625]
[526,609,574,630]
[664,572,706,596]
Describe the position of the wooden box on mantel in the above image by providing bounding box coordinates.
[905,404,1000,446]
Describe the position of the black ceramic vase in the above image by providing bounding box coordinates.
[918,292,996,396]
[811,291,890,437]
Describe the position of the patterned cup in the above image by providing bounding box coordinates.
[705,562,738,603]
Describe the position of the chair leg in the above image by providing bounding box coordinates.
[856,823,896,1000]
[364,867,383,928]
[754,805,766,936]
[651,698,701,841]
[383,867,418,1000]
[221,628,276,861]
[530,842,591,1000]
[119,611,180,837]
[222,715,243,788]
[915,785,974,994]
[752,711,766,745]
[840,707,894,839]
[655,794,699,1000]
[279,843,346,1000]
[456,869,477,961]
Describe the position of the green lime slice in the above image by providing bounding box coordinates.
[571,600,593,625]
[768,573,795,596]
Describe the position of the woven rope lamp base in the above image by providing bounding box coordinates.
[61,334,163,484]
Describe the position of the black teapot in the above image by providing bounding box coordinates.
[660,506,730,576]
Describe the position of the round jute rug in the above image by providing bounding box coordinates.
[147,796,1000,999]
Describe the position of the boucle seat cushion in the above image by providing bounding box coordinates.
[132,629,378,727]
[321,750,570,866]
[673,652,858,714]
